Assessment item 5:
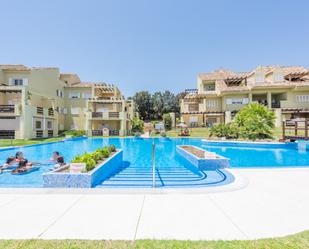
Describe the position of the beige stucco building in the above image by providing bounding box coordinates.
[181,66,309,127]
[0,65,134,139]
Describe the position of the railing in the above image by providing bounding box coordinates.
[37,107,44,115]
[152,141,156,188]
[48,108,54,116]
[282,119,309,141]
[108,112,120,118]
[271,103,281,108]
[92,112,103,118]
[0,105,15,113]
[0,130,15,139]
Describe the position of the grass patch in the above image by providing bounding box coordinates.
[0,137,64,148]
[165,127,283,140]
[0,230,308,249]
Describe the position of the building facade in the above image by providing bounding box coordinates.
[181,66,309,127]
[0,65,134,139]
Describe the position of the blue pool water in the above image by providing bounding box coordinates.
[0,138,308,188]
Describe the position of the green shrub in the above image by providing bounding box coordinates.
[70,144,116,171]
[163,113,172,131]
[132,117,144,133]
[109,145,116,153]
[209,123,239,139]
[71,153,96,171]
[64,130,85,137]
[234,103,275,140]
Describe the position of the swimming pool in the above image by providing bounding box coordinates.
[0,138,308,188]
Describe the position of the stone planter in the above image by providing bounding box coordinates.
[176,145,229,170]
[43,149,123,188]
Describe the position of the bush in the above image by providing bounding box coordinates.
[71,144,116,171]
[163,113,172,131]
[131,117,144,133]
[209,123,239,139]
[109,145,116,153]
[64,130,85,137]
[234,103,275,140]
[160,131,167,137]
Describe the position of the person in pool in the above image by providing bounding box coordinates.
[50,151,66,169]
[15,152,32,167]
[0,156,17,172]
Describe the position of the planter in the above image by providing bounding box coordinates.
[43,149,123,188]
[176,145,229,170]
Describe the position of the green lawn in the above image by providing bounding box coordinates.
[165,127,283,140]
[0,231,308,249]
[0,137,64,148]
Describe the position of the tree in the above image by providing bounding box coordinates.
[131,117,144,133]
[132,91,153,120]
[234,103,275,140]
[163,113,172,131]
[131,90,182,120]
[152,92,164,119]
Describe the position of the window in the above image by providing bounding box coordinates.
[35,121,42,129]
[188,103,199,112]
[71,107,79,115]
[56,89,59,96]
[69,92,80,99]
[82,92,91,99]
[14,79,23,85]
[255,75,265,83]
[203,84,215,91]
[296,95,309,102]
[226,98,248,105]
[206,100,218,108]
[274,74,283,82]
[47,121,53,130]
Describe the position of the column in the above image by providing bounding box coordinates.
[225,111,231,124]
[267,92,272,109]
[248,93,252,103]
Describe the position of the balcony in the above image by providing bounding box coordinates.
[108,112,120,118]
[37,107,44,115]
[48,108,54,116]
[0,104,21,116]
[91,111,126,119]
[0,105,15,113]
[92,112,103,118]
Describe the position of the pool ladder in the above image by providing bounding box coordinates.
[152,142,156,188]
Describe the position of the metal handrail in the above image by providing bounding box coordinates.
[152,141,156,188]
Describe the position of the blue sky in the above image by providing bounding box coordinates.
[1,0,309,96]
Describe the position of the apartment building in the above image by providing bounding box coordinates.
[180,66,309,127]
[0,65,134,139]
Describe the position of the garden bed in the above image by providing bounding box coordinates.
[43,149,123,188]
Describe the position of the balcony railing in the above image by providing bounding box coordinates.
[37,107,44,115]
[271,103,281,108]
[91,111,122,119]
[92,112,103,118]
[0,105,15,113]
[48,108,54,116]
[108,112,120,118]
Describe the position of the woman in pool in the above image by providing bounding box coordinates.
[15,152,32,167]
[50,151,66,169]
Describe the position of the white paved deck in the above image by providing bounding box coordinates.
[0,168,308,240]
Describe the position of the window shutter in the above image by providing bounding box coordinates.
[23,78,28,86]
[226,99,232,105]
[8,78,13,85]
[242,98,249,104]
